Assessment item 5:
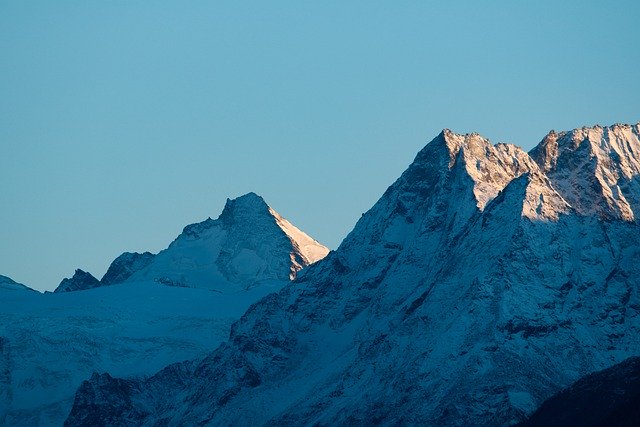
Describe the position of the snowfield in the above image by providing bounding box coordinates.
[0,280,285,425]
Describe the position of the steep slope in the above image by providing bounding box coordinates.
[519,356,640,426]
[54,269,101,293]
[67,123,640,426]
[2,193,328,425]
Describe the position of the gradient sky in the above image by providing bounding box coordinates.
[1,1,639,291]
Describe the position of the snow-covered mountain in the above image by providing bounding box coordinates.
[0,193,328,426]
[121,192,328,291]
[53,192,328,293]
[66,123,640,426]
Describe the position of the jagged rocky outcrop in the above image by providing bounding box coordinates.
[518,356,640,426]
[54,252,155,293]
[54,269,101,293]
[67,123,640,426]
[100,252,156,286]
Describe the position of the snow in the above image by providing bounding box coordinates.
[121,192,329,290]
[65,123,640,426]
[269,207,330,266]
[0,279,286,425]
[0,192,329,425]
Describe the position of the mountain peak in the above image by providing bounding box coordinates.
[432,129,539,210]
[530,122,640,221]
[54,269,101,293]
[121,192,329,290]
[219,192,271,225]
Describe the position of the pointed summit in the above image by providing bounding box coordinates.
[54,269,100,293]
[121,192,329,290]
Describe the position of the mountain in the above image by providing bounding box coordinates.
[66,123,640,426]
[120,192,328,291]
[0,275,37,293]
[519,356,640,426]
[54,269,101,293]
[53,192,328,293]
[1,193,328,426]
[99,251,155,286]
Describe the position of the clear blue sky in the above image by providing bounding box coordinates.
[1,1,638,291]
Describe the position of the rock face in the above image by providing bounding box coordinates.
[66,124,640,426]
[519,356,640,427]
[54,269,101,293]
[100,252,155,286]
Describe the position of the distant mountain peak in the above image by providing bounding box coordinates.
[122,192,329,290]
[54,269,100,293]
[51,192,328,294]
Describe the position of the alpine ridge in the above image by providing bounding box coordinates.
[65,123,640,426]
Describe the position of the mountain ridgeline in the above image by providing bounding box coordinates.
[54,192,329,293]
[63,123,640,425]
